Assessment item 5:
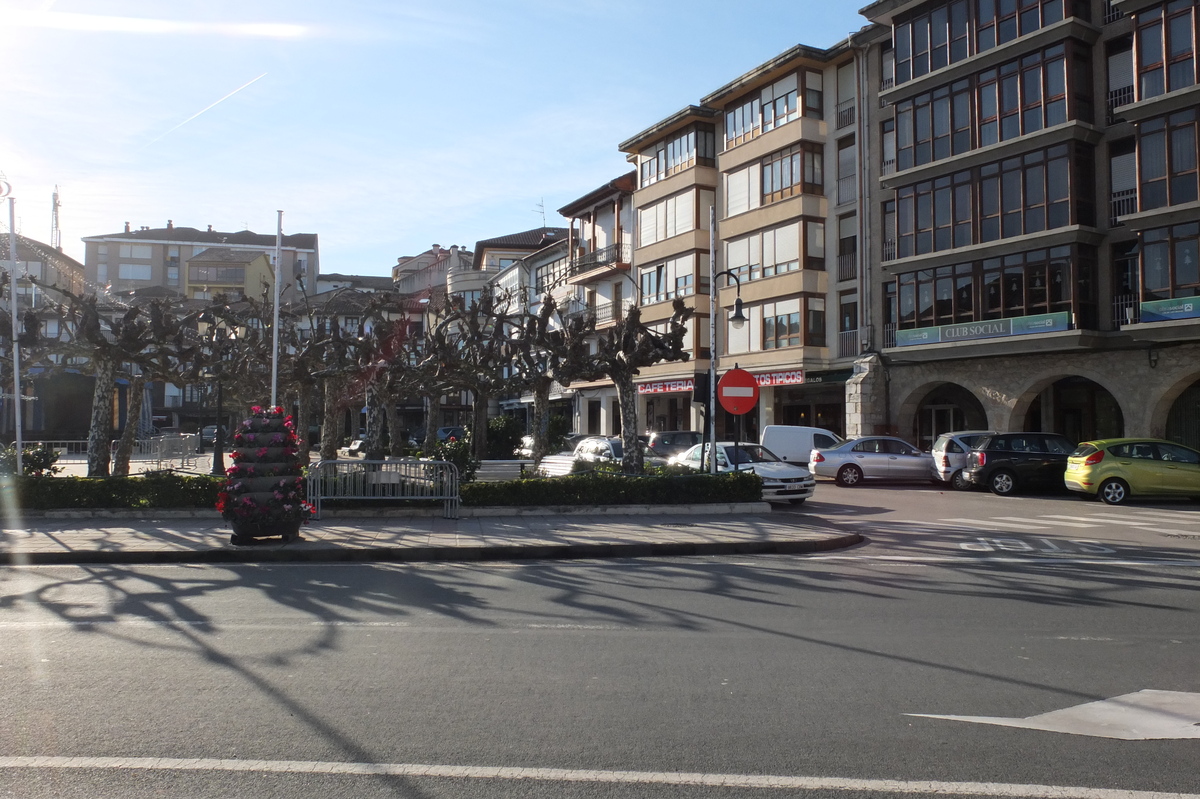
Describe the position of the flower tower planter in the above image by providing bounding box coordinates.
[218,406,312,545]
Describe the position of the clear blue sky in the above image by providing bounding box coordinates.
[3,0,869,277]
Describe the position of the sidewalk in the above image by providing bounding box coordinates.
[0,504,863,566]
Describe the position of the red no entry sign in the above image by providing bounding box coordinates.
[717,368,759,415]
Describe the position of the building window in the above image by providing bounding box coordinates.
[1137,109,1199,211]
[118,263,152,281]
[1136,2,1199,101]
[725,222,810,283]
[806,297,827,347]
[837,137,856,204]
[167,266,179,286]
[894,0,1076,86]
[724,71,822,148]
[189,265,246,283]
[1141,222,1200,300]
[893,244,1095,330]
[763,310,801,349]
[119,244,152,259]
[640,255,697,304]
[639,124,716,187]
[639,190,708,247]
[761,143,823,203]
[896,142,1079,257]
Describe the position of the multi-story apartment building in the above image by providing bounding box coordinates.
[81,221,319,303]
[858,0,1200,450]
[612,43,870,443]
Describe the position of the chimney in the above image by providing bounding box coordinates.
[431,244,441,255]
[124,222,130,233]
[449,245,458,254]
[167,220,173,230]
[207,225,213,232]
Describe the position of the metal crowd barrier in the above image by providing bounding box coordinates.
[306,459,460,520]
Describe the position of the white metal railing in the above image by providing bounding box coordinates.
[21,433,199,471]
[307,459,460,519]
[884,323,897,349]
[881,157,896,176]
[838,175,857,204]
[837,329,861,358]
[1103,1,1123,23]
[1110,188,1137,225]
[882,240,897,262]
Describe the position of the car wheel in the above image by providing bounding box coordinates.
[1099,478,1130,505]
[989,470,1017,496]
[836,464,863,487]
[951,469,972,491]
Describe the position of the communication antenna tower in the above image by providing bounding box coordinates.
[51,186,62,251]
[534,198,546,228]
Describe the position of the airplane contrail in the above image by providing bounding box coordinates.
[143,73,268,148]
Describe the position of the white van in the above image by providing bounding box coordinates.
[760,425,844,466]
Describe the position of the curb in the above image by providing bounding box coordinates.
[2,532,863,567]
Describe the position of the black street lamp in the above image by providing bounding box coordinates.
[211,379,225,476]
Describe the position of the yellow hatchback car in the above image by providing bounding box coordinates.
[1065,438,1200,505]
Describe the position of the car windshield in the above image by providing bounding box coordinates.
[724,445,779,465]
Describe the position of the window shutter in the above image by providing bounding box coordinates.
[727,168,750,216]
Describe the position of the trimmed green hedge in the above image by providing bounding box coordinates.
[4,470,761,510]
[11,473,224,510]
[461,470,762,507]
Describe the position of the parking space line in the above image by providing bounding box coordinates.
[993,516,1100,528]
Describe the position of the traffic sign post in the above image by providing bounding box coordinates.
[717,367,759,415]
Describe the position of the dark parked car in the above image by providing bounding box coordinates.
[963,432,1075,496]
[647,430,703,458]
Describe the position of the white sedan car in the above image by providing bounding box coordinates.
[671,442,816,504]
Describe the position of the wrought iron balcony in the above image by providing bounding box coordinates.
[836,99,856,129]
[1113,294,1140,327]
[838,252,858,282]
[568,243,631,279]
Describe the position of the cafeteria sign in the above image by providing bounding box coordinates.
[638,378,694,395]
[1141,298,1200,322]
[893,312,1070,347]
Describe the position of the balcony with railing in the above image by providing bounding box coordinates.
[1103,0,1123,23]
[882,240,897,262]
[1107,84,1134,123]
[884,323,897,349]
[567,242,632,283]
[837,175,857,205]
[1110,188,1137,225]
[836,99,856,129]
[838,251,858,282]
[563,300,623,328]
[881,157,896,176]
[1113,294,1140,327]
[837,329,861,358]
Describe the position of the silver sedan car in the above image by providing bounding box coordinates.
[809,436,935,486]
[671,442,816,504]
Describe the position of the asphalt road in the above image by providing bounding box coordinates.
[2,485,1199,798]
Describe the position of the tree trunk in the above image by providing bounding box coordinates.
[319,379,341,461]
[531,376,552,463]
[423,393,439,451]
[472,391,489,460]
[364,378,386,460]
[294,384,313,465]
[87,355,116,478]
[111,373,146,476]
[615,370,642,474]
[386,385,404,457]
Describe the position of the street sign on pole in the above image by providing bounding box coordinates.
[717,368,759,415]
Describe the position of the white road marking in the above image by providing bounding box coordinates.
[940,518,1052,530]
[990,516,1100,528]
[1025,516,1102,528]
[1,755,1198,797]
[1113,510,1200,523]
[910,690,1200,741]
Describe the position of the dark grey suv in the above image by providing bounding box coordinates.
[963,432,1075,496]
[647,430,703,458]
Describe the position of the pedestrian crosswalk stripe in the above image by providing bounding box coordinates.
[1030,516,1103,527]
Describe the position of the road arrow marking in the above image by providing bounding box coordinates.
[908,689,1200,740]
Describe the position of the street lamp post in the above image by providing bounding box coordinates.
[211,378,226,476]
[707,243,747,475]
